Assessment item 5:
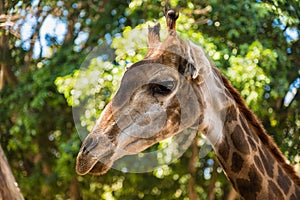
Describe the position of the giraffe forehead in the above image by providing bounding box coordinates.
[129,47,187,71]
[124,62,180,83]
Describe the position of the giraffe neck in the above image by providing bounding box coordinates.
[198,67,300,199]
[214,108,300,199]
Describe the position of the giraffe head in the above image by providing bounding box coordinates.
[76,10,219,175]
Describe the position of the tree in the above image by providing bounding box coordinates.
[0,145,24,200]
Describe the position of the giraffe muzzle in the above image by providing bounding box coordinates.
[76,134,115,175]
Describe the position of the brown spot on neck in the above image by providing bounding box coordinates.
[268,180,284,199]
[223,105,238,124]
[259,148,274,178]
[277,166,292,195]
[254,155,265,175]
[235,165,262,199]
[217,137,230,161]
[231,125,250,154]
[231,152,244,173]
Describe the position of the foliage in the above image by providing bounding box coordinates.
[56,58,123,132]
[0,0,300,199]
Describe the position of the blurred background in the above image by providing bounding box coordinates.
[0,0,299,199]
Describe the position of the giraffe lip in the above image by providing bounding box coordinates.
[90,152,114,174]
[88,159,113,175]
[76,151,114,175]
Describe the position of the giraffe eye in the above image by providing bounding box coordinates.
[149,81,175,96]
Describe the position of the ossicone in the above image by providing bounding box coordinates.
[148,23,161,48]
[165,9,179,31]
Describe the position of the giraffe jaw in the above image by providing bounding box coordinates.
[76,148,114,175]
[76,130,154,175]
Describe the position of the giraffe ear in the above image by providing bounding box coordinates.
[145,23,161,58]
[148,23,161,48]
[185,41,211,79]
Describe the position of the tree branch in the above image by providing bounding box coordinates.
[0,145,24,200]
[207,158,218,200]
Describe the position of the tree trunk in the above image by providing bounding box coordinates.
[0,145,24,200]
[188,137,198,200]
[207,159,218,200]
[69,177,82,200]
[0,28,18,90]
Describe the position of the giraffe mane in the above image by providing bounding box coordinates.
[211,65,300,187]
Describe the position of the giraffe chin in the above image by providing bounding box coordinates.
[88,161,113,175]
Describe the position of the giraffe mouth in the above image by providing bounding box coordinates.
[88,155,114,175]
[76,147,115,175]
[76,136,154,175]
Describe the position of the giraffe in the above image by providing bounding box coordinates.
[76,9,300,199]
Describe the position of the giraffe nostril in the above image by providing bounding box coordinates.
[82,137,97,155]
[82,146,88,154]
